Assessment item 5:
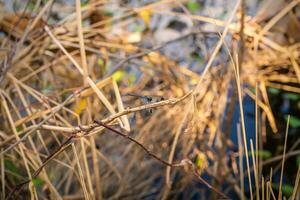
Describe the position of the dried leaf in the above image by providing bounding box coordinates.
[73,98,87,115]
[139,9,152,27]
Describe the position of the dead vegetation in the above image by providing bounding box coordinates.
[0,0,300,199]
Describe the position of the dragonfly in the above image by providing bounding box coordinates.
[125,93,165,117]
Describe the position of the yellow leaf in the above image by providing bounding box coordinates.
[97,58,104,66]
[190,79,198,85]
[139,9,152,27]
[112,70,126,82]
[73,98,87,115]
[195,152,207,173]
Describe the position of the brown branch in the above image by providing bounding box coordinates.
[94,120,180,167]
[8,118,230,200]
[6,134,76,200]
[0,89,192,149]
[94,120,231,200]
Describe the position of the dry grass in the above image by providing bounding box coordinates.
[0,0,300,199]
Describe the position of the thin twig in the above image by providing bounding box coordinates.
[6,133,75,200]
[8,113,229,200]
[94,120,179,167]
[0,91,192,148]
[94,120,231,199]
[0,89,81,155]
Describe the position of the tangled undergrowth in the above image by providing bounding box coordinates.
[0,0,300,199]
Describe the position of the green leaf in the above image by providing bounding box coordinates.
[28,1,36,11]
[285,115,300,128]
[248,150,272,160]
[97,58,104,67]
[133,24,145,32]
[249,87,256,93]
[128,73,136,86]
[187,1,201,13]
[81,0,89,8]
[191,52,202,62]
[112,70,126,83]
[282,184,294,197]
[272,183,294,197]
[42,83,54,94]
[16,126,23,132]
[268,87,280,95]
[283,92,300,100]
[104,10,113,17]
[4,159,21,175]
[32,178,44,187]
